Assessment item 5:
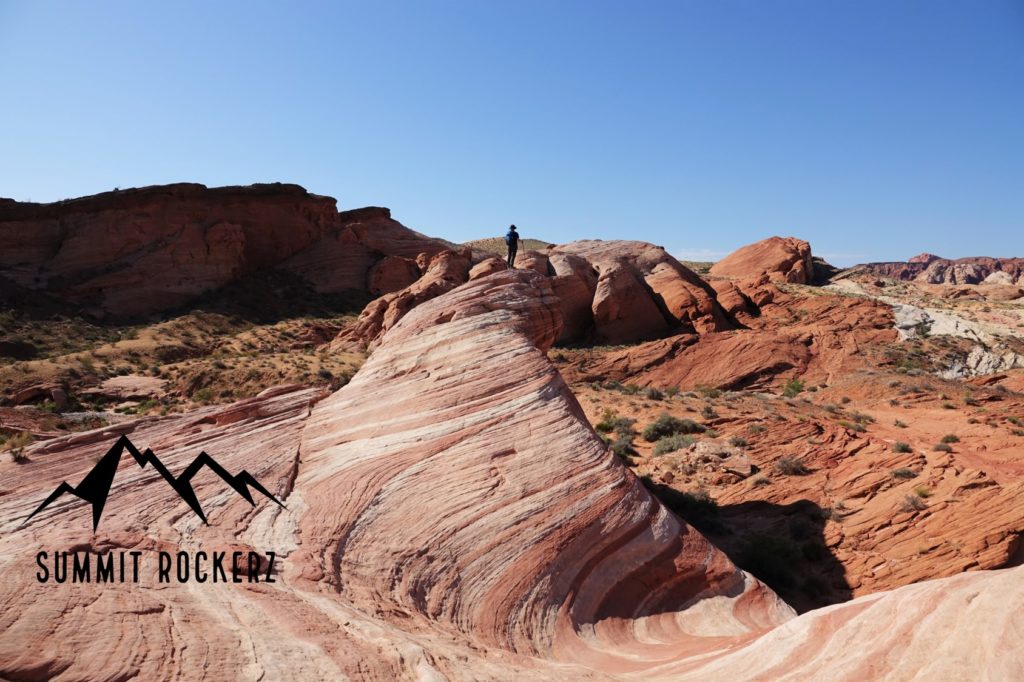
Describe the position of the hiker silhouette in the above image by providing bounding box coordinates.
[505,224,519,268]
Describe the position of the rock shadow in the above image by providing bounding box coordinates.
[643,480,853,614]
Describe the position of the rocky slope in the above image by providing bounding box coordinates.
[1,268,1021,679]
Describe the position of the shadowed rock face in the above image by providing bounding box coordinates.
[1,268,1021,680]
[0,184,447,317]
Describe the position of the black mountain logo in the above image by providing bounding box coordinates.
[26,434,284,530]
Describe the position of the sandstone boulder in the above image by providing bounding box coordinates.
[710,236,814,284]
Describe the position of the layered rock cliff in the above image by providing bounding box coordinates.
[0,184,447,317]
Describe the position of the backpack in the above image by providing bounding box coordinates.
[505,230,516,246]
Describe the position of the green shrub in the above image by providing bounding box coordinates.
[192,387,215,404]
[933,442,952,452]
[728,435,748,448]
[941,434,960,443]
[652,434,695,455]
[782,378,805,398]
[913,485,932,498]
[642,414,705,442]
[891,467,917,479]
[892,441,912,453]
[663,386,680,398]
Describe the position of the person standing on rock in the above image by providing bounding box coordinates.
[505,224,520,268]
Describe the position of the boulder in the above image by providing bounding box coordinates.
[710,236,814,284]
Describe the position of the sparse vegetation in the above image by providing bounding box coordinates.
[652,434,695,455]
[642,414,705,442]
[782,378,805,398]
[892,441,912,453]
[892,467,917,479]
[728,435,748,448]
[774,455,810,476]
[643,387,663,401]
[901,495,926,512]
[933,442,952,452]
[941,434,959,443]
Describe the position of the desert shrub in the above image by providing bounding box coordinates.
[643,387,664,401]
[839,421,866,433]
[748,424,767,435]
[840,396,851,404]
[622,383,640,395]
[701,404,718,419]
[892,441,912,453]
[941,434,960,443]
[942,402,955,410]
[1008,416,1023,427]
[782,378,805,398]
[933,442,952,452]
[894,419,908,428]
[704,429,719,438]
[1013,429,1024,437]
[612,417,636,438]
[891,467,917,479]
[695,384,722,399]
[603,380,622,391]
[728,435,748,448]
[642,414,705,442]
[663,386,680,398]
[595,409,617,433]
[901,495,926,512]
[913,485,932,498]
[752,476,771,487]
[652,434,695,455]
[610,437,636,460]
[7,431,32,463]
[774,455,809,476]
[192,387,214,404]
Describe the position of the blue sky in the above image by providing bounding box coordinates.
[1,1,1021,265]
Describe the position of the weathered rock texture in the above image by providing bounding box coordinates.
[1,270,1020,680]
[339,239,738,349]
[709,236,815,284]
[0,184,447,317]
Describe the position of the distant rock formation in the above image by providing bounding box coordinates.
[860,253,1024,286]
[0,184,448,317]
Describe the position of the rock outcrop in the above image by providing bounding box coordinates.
[0,270,1020,679]
[860,254,1024,285]
[339,239,738,349]
[709,236,815,284]
[0,185,448,317]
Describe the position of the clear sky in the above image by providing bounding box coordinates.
[1,1,1022,265]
